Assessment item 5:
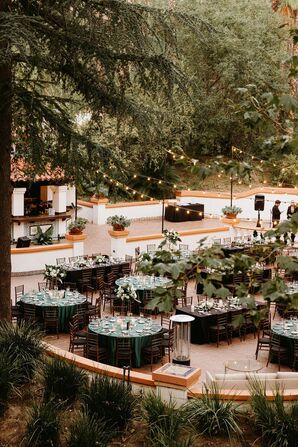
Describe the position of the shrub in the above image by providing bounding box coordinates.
[24,400,60,447]
[0,352,16,415]
[0,322,43,383]
[249,380,298,447]
[41,358,88,405]
[67,412,111,447]
[142,392,189,445]
[185,384,242,439]
[82,375,135,431]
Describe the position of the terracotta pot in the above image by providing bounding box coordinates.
[112,224,125,231]
[225,213,237,219]
[69,227,83,235]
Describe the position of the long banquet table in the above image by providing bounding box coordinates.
[176,303,266,344]
[63,260,130,284]
[89,316,162,367]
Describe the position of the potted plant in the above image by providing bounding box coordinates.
[107,215,131,231]
[222,205,242,219]
[67,217,88,235]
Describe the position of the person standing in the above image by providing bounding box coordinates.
[272,200,281,228]
[287,200,297,244]
[287,200,297,219]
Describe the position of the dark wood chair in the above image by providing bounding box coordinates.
[266,333,288,371]
[227,310,246,342]
[143,289,157,317]
[121,263,131,276]
[85,332,107,362]
[68,321,87,353]
[255,328,270,360]
[63,282,77,291]
[160,312,173,335]
[103,272,116,310]
[23,303,39,326]
[38,282,47,292]
[209,313,230,347]
[112,304,128,317]
[14,285,24,304]
[88,296,102,321]
[162,327,175,362]
[77,269,92,292]
[110,264,120,279]
[142,333,163,370]
[43,306,59,338]
[115,338,133,367]
[292,339,298,371]
[76,302,89,327]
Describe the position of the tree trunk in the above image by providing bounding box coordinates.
[0,0,12,320]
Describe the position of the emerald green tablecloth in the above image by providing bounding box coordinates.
[89,316,162,367]
[20,292,86,332]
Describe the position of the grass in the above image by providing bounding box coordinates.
[67,411,111,447]
[82,375,135,431]
[184,384,243,440]
[249,379,298,447]
[41,357,88,405]
[142,392,192,446]
[0,322,43,383]
[24,400,60,447]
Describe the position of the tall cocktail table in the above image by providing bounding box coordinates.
[224,359,263,374]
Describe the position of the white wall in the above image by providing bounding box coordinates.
[177,190,298,222]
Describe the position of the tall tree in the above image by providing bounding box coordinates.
[0,0,200,319]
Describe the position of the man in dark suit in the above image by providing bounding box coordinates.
[272,200,281,228]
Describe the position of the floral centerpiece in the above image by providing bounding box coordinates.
[107,215,131,231]
[44,265,66,284]
[94,255,109,264]
[159,229,181,248]
[116,284,140,303]
[222,206,242,219]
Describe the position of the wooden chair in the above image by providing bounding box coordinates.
[179,244,189,251]
[209,314,230,347]
[70,314,88,338]
[56,257,66,265]
[92,268,105,290]
[142,333,163,370]
[85,332,107,362]
[63,282,77,291]
[110,264,120,279]
[77,269,92,292]
[103,272,116,310]
[43,306,59,338]
[227,310,246,342]
[161,312,173,334]
[121,262,131,276]
[68,321,87,353]
[112,304,128,317]
[255,328,270,360]
[292,339,298,371]
[115,338,133,367]
[23,303,39,326]
[14,285,24,304]
[76,302,89,327]
[146,244,156,253]
[162,327,175,362]
[88,296,102,321]
[143,289,157,317]
[38,282,47,292]
[266,333,288,371]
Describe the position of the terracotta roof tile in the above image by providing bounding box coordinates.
[11,158,65,182]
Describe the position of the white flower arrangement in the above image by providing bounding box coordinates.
[44,265,66,283]
[94,255,108,264]
[159,229,181,248]
[116,284,140,303]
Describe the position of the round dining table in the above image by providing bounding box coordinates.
[89,316,162,367]
[272,320,298,367]
[20,291,86,332]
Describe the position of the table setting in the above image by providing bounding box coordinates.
[115,275,170,291]
[272,320,298,339]
[89,316,162,367]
